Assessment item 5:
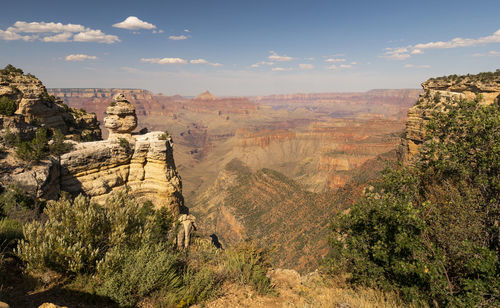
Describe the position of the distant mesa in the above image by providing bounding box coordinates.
[194,90,216,100]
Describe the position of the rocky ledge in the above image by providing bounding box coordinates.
[401,71,500,161]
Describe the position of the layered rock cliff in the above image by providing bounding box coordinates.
[60,94,184,213]
[0,68,184,214]
[0,67,101,141]
[401,71,500,161]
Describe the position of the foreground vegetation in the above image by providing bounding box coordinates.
[1,190,273,307]
[327,96,499,306]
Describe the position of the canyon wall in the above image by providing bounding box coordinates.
[402,73,500,162]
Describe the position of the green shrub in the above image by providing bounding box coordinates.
[15,128,49,162]
[2,128,17,147]
[0,217,23,246]
[96,242,183,307]
[327,97,500,306]
[16,191,175,276]
[0,64,23,75]
[0,185,36,222]
[49,129,72,156]
[0,96,17,116]
[224,241,274,295]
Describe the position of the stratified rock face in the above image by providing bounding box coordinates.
[60,131,183,214]
[0,69,101,141]
[60,94,183,214]
[104,94,138,139]
[401,72,500,162]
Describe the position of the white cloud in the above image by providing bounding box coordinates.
[339,64,352,68]
[169,35,188,40]
[141,57,187,64]
[384,28,500,60]
[0,21,119,44]
[268,51,293,61]
[325,65,337,70]
[190,59,208,64]
[0,30,37,41]
[404,64,431,69]
[74,30,120,44]
[152,29,164,34]
[299,63,314,69]
[65,54,98,61]
[272,67,292,72]
[42,32,73,42]
[325,58,346,63]
[190,58,222,66]
[250,61,274,68]
[382,47,411,60]
[7,21,86,33]
[113,16,156,30]
[184,29,190,33]
[350,61,357,65]
[304,57,315,61]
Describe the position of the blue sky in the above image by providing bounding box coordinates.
[0,0,499,96]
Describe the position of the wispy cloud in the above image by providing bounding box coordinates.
[268,51,293,61]
[299,63,314,70]
[141,57,187,64]
[250,61,274,68]
[0,21,119,43]
[472,50,500,57]
[325,65,337,70]
[169,35,188,40]
[184,29,190,33]
[272,67,293,72]
[339,64,352,68]
[65,54,98,61]
[152,29,164,34]
[384,28,500,60]
[113,16,156,30]
[404,64,431,69]
[190,58,222,66]
[325,58,346,63]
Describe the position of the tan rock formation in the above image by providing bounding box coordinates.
[194,90,216,100]
[60,94,184,214]
[0,69,101,140]
[0,74,184,214]
[104,94,138,140]
[401,72,500,162]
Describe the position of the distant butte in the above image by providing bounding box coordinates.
[194,90,216,100]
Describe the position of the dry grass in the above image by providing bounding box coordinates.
[196,270,422,308]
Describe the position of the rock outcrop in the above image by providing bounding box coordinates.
[103,94,138,140]
[0,67,184,214]
[401,72,500,162]
[0,67,101,141]
[60,94,184,214]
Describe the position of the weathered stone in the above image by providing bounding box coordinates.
[401,74,500,162]
[0,71,101,140]
[104,93,137,139]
